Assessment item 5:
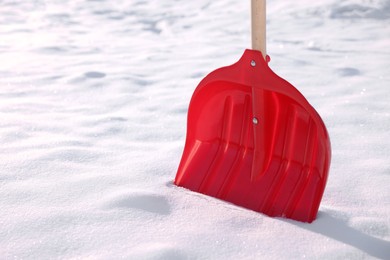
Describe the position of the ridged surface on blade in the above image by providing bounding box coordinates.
[175,87,328,222]
[175,50,331,223]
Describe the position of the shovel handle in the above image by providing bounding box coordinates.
[251,0,266,59]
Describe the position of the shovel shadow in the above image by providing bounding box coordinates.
[288,211,390,259]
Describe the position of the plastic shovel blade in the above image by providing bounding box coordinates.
[174,49,331,223]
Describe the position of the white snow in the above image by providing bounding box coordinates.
[1,0,389,259]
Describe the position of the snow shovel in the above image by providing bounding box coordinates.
[174,0,331,223]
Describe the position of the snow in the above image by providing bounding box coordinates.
[1,0,389,259]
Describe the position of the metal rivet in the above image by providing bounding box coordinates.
[253,117,259,124]
[251,60,256,67]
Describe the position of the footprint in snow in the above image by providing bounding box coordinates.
[335,67,361,77]
[103,192,171,215]
[84,71,106,79]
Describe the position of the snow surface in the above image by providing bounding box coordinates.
[1,0,389,259]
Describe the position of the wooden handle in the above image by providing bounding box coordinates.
[251,0,266,59]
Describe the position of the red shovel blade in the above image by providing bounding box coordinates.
[175,49,331,223]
